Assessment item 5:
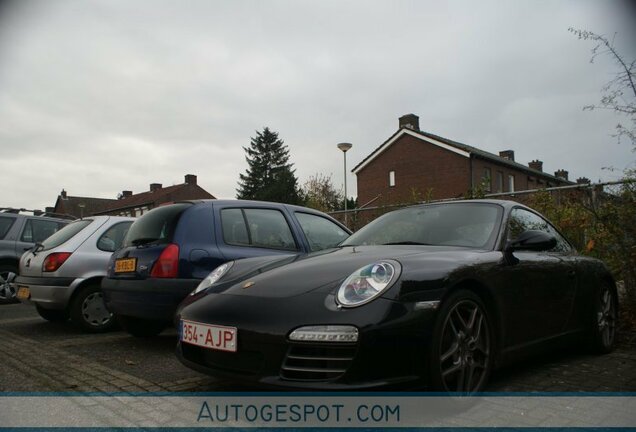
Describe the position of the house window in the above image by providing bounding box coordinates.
[496,171,504,193]
[482,168,491,192]
[389,170,395,187]
[508,175,515,192]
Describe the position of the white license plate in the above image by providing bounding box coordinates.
[181,320,237,352]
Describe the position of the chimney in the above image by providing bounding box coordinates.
[61,189,67,199]
[398,114,420,131]
[185,174,197,185]
[528,160,543,172]
[45,207,54,213]
[576,177,591,184]
[499,150,515,161]
[554,169,569,181]
[121,190,133,199]
[150,183,162,192]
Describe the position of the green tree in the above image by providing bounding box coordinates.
[302,173,343,212]
[236,127,303,204]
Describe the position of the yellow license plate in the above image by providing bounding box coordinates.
[114,258,137,273]
[17,286,30,300]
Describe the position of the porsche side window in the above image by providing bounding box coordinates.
[508,209,547,240]
[508,209,571,253]
[295,212,349,252]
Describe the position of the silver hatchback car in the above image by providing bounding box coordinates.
[14,216,135,332]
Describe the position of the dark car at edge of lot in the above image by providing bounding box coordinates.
[0,208,72,304]
[175,199,618,393]
[102,199,351,337]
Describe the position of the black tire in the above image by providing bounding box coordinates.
[36,304,69,322]
[69,284,117,333]
[118,315,166,337]
[429,289,494,394]
[0,263,19,305]
[588,282,618,354]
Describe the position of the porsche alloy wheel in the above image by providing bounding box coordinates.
[431,291,493,394]
[590,283,617,353]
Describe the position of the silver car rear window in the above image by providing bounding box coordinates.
[41,219,93,250]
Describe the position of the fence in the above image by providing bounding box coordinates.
[329,180,633,232]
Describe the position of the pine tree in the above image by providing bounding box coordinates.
[236,127,303,204]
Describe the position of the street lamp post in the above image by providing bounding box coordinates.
[337,142,353,226]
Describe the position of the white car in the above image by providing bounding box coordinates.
[14,215,135,332]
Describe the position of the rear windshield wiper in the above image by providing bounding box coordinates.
[381,241,432,246]
[131,237,160,246]
[32,242,44,255]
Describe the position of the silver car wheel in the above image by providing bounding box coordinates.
[81,292,113,327]
[0,270,16,300]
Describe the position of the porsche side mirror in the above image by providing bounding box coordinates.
[509,230,557,252]
[503,230,556,265]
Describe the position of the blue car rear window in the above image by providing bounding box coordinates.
[123,203,192,247]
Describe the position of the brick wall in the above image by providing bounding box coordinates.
[355,132,571,209]
[355,133,471,206]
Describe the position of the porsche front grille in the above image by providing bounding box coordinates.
[280,344,357,381]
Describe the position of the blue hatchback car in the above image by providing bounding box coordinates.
[102,200,351,336]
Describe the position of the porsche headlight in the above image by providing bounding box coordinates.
[336,260,400,307]
[191,262,234,295]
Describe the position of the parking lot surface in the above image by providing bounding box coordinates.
[1,302,635,393]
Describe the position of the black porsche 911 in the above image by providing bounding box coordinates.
[175,200,617,393]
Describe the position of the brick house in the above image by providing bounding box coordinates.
[52,174,215,218]
[50,194,118,218]
[352,114,574,207]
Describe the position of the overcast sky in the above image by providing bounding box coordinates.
[1,0,635,211]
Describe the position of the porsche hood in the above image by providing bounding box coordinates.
[209,245,486,299]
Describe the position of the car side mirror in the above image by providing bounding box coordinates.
[503,230,556,265]
[509,230,557,252]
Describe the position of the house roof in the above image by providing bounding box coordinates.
[352,128,572,184]
[94,183,216,214]
[54,195,118,218]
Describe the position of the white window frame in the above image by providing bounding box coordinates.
[389,170,396,187]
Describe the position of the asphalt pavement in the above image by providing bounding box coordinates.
[1,302,635,393]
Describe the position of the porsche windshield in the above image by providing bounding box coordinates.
[342,202,503,249]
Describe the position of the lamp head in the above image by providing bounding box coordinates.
[337,142,353,153]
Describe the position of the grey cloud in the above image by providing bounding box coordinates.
[0,0,634,210]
